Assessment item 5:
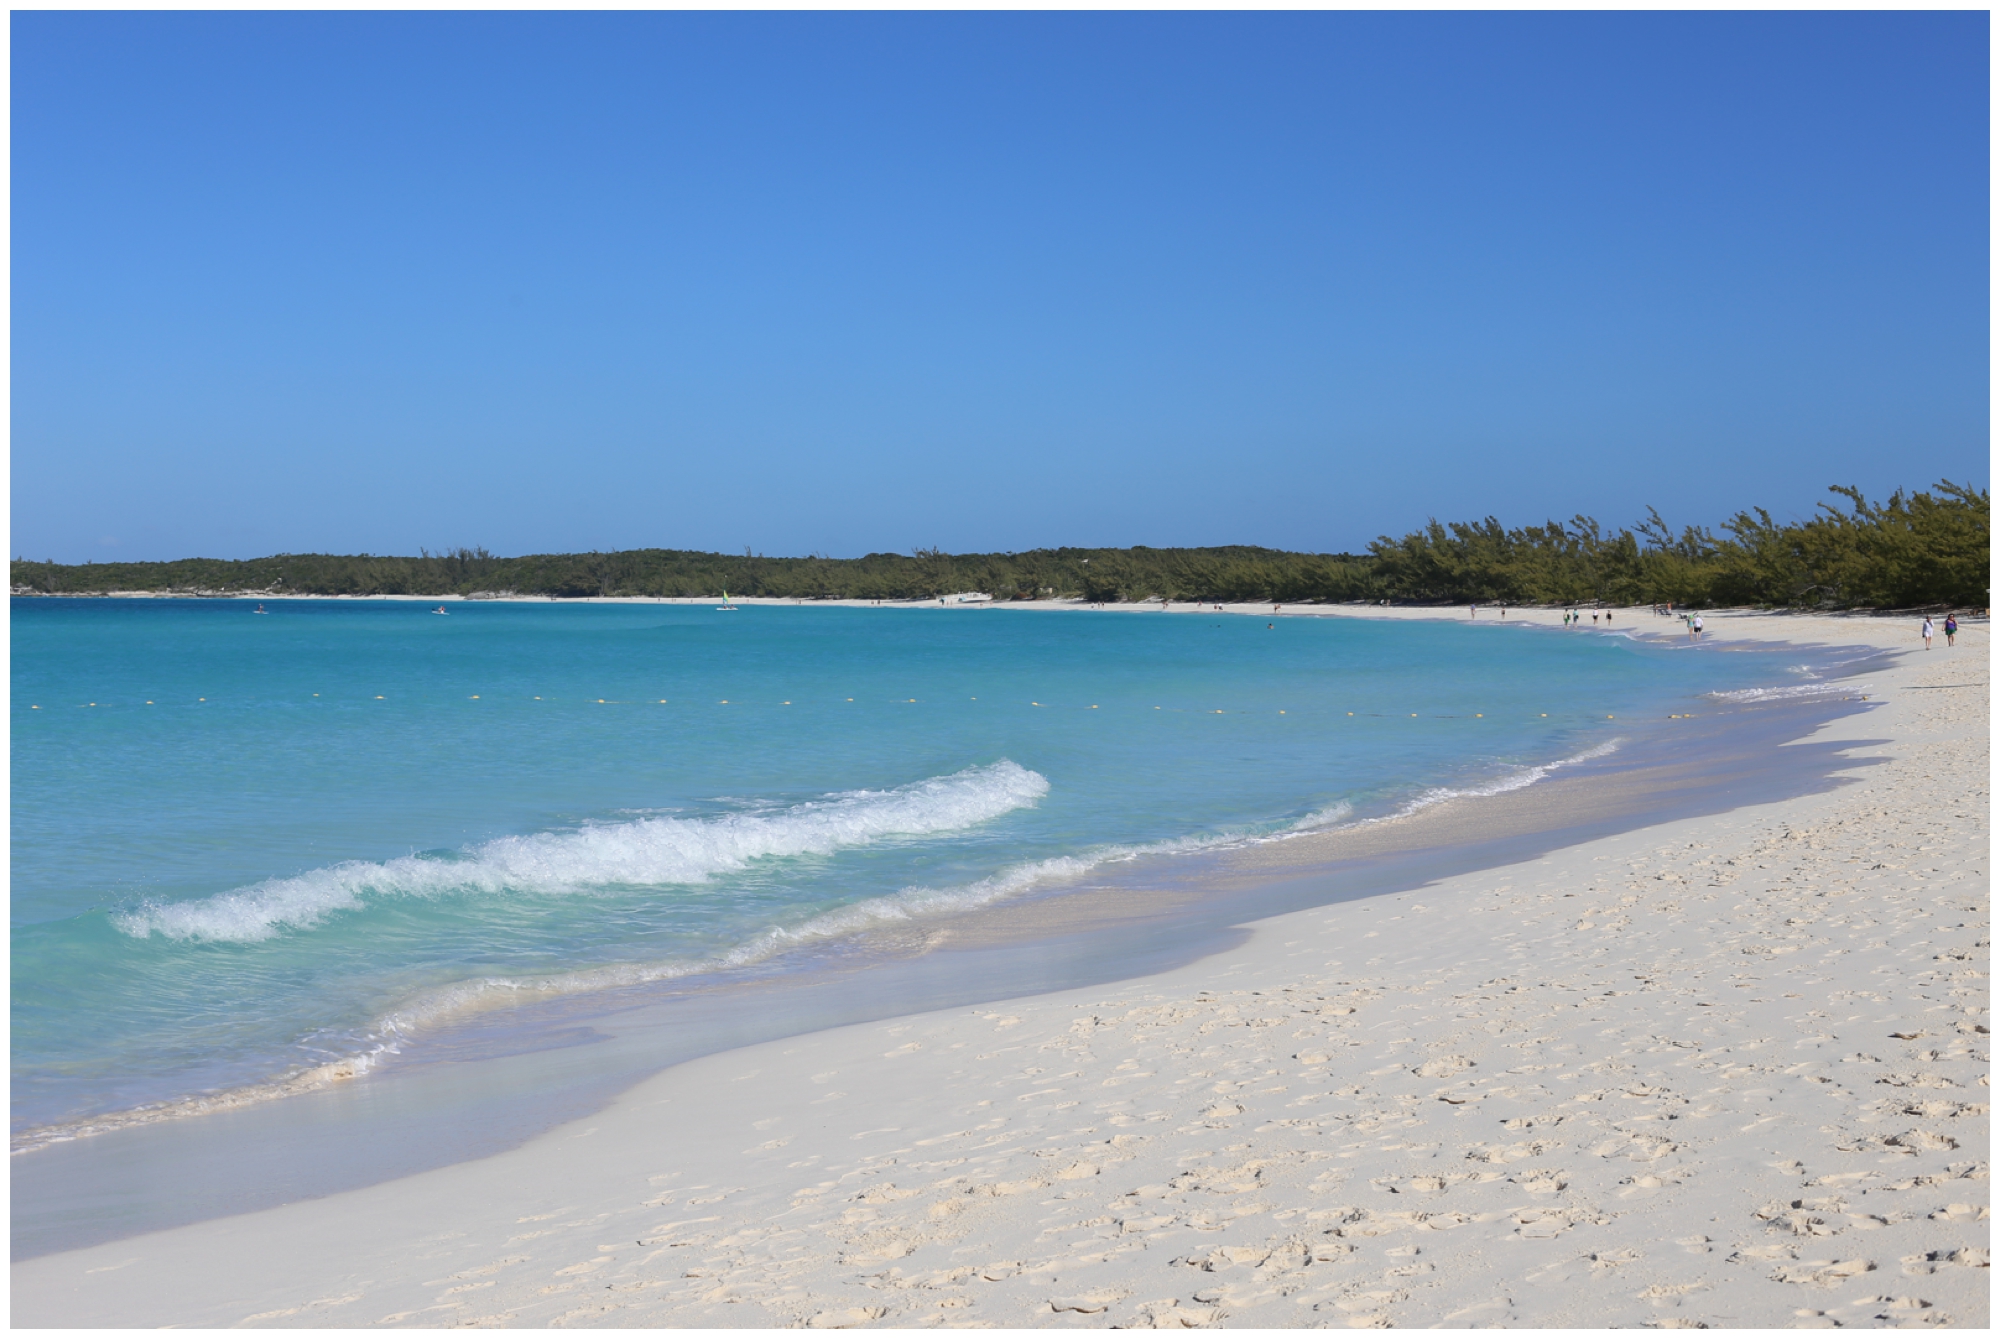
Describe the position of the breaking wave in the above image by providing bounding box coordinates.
[111,761,1051,943]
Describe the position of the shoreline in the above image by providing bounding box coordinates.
[8,603,1882,1168]
[8,680,1869,1173]
[12,613,1986,1327]
[14,587,1986,622]
[7,614,1885,1189]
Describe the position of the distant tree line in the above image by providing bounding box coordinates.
[11,482,1986,609]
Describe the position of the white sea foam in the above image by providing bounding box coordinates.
[1384,738,1623,820]
[9,1049,395,1154]
[369,822,1293,1038]
[1706,681,1872,703]
[111,761,1051,943]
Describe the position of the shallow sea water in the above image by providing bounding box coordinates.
[12,599,1822,1141]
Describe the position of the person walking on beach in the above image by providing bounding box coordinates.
[1945,613,1958,646]
[1921,616,1935,649]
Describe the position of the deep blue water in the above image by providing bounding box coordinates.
[12,598,1797,1138]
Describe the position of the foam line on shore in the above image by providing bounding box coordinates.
[1706,680,1874,703]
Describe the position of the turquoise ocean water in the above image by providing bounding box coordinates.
[12,599,1808,1143]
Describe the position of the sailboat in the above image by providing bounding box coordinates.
[716,589,739,611]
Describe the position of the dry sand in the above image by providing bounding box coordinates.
[12,611,1987,1329]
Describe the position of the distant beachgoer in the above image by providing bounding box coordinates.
[1944,614,1958,646]
[1922,616,1935,649]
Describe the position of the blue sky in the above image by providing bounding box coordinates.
[12,12,1989,563]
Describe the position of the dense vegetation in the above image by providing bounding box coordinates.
[1368,481,1989,609]
[12,482,1986,609]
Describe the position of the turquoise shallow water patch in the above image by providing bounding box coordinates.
[13,599,1796,1137]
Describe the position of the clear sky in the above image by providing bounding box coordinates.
[12,12,1989,564]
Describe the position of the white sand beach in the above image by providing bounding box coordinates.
[12,611,1987,1329]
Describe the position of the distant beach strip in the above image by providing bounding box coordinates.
[11,479,1987,610]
